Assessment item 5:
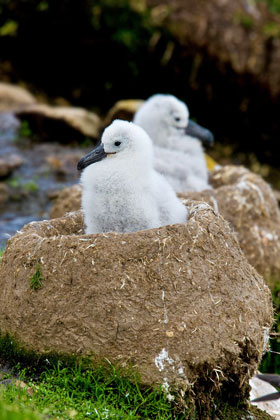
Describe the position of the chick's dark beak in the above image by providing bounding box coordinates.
[77,143,107,170]
[185,120,214,147]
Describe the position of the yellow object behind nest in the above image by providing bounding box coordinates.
[205,154,219,171]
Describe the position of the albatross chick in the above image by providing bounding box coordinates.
[133,93,214,192]
[78,119,187,234]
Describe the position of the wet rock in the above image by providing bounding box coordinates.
[180,165,280,284]
[0,82,36,112]
[45,152,85,177]
[0,113,20,133]
[0,154,24,178]
[250,375,280,419]
[15,104,102,142]
[146,0,280,96]
[104,99,145,127]
[0,203,273,400]
[49,184,81,219]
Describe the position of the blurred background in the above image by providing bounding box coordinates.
[0,0,280,230]
[0,1,280,243]
[0,0,280,172]
[1,0,280,252]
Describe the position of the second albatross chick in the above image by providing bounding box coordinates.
[133,94,214,192]
[78,119,187,234]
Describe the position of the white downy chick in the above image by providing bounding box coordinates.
[133,94,214,192]
[78,119,187,234]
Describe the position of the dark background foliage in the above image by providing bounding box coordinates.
[0,0,280,173]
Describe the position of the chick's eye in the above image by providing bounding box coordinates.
[114,141,121,146]
[174,117,181,122]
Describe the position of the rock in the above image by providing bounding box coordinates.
[0,154,24,178]
[50,165,280,284]
[0,378,34,396]
[15,104,102,142]
[104,99,145,127]
[0,202,273,401]
[178,166,280,285]
[45,152,85,177]
[0,82,36,112]
[49,184,82,218]
[250,375,280,420]
[0,113,20,133]
[146,0,280,97]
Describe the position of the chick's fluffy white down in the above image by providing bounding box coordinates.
[80,120,187,234]
[133,94,210,192]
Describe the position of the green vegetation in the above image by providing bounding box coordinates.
[0,395,43,420]
[0,332,76,374]
[0,333,179,419]
[0,248,4,262]
[0,332,274,419]
[6,177,39,193]
[0,0,175,109]
[233,12,254,29]
[260,280,280,373]
[0,357,269,420]
[262,21,280,37]
[0,19,18,36]
[30,264,43,290]
[18,121,32,138]
[22,180,39,193]
[37,1,48,12]
[80,137,95,148]
[0,361,182,420]
[258,0,280,14]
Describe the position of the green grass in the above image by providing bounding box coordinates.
[0,362,272,420]
[6,177,39,193]
[18,121,32,138]
[0,330,273,420]
[0,361,185,420]
[260,280,280,373]
[0,395,43,420]
[0,328,275,419]
[258,0,280,13]
[30,264,43,291]
[0,333,187,419]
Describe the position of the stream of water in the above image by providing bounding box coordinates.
[0,113,83,248]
